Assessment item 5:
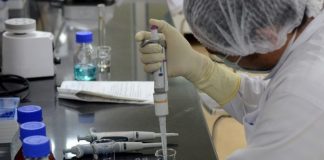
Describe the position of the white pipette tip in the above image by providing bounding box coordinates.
[167,133,179,136]
[156,133,179,137]
[142,142,162,148]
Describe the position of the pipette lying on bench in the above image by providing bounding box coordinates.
[63,141,161,158]
[78,128,179,142]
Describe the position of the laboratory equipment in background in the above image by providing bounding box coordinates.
[0,0,28,31]
[78,128,179,143]
[63,0,116,30]
[97,3,106,46]
[74,31,97,81]
[166,0,192,35]
[6,0,27,18]
[96,4,113,81]
[21,135,55,160]
[63,140,161,159]
[0,1,8,32]
[64,0,115,5]
[166,0,183,16]
[2,18,55,78]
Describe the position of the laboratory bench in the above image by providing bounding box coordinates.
[1,1,218,159]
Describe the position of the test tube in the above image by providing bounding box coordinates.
[98,4,106,46]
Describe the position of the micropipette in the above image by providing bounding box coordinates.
[151,25,169,160]
[63,141,162,158]
[78,128,179,142]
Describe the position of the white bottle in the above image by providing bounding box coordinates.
[2,18,54,78]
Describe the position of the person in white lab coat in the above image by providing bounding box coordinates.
[136,0,324,159]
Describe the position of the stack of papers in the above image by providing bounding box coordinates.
[0,98,19,144]
[57,81,154,104]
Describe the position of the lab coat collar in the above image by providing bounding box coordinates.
[265,10,324,80]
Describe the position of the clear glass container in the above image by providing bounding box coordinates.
[96,45,112,81]
[155,148,176,160]
[74,31,97,81]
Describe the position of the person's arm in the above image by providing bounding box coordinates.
[136,19,272,122]
[223,74,269,123]
[136,19,240,106]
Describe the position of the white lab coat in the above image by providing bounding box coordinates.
[224,11,324,160]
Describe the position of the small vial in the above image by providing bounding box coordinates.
[74,31,97,81]
[22,136,55,160]
[96,45,112,81]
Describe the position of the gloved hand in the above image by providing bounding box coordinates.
[135,19,241,106]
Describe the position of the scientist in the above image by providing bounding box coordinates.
[136,0,324,159]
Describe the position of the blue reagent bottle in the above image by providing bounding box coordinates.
[11,105,43,160]
[22,135,54,160]
[74,31,96,81]
[19,122,46,141]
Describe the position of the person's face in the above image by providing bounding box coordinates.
[207,15,316,71]
[207,31,296,71]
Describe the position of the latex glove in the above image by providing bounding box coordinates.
[135,19,241,106]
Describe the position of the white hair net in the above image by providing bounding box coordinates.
[307,0,324,17]
[184,0,310,56]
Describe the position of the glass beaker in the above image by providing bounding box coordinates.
[155,148,176,160]
[96,46,112,81]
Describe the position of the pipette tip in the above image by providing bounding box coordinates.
[167,133,179,136]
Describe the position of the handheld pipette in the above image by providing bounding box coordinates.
[78,128,179,142]
[151,25,169,160]
[63,141,162,158]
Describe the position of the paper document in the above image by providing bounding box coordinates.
[57,81,154,104]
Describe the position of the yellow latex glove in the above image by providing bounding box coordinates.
[135,19,241,106]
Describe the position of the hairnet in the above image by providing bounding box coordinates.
[307,0,324,17]
[184,0,308,56]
